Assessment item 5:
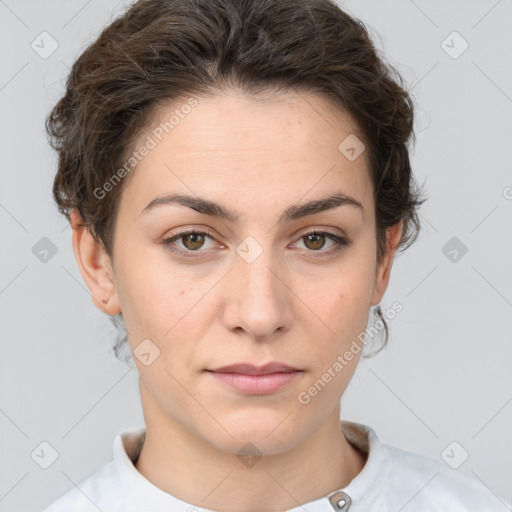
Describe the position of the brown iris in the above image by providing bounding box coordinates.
[303,233,326,250]
[182,233,206,250]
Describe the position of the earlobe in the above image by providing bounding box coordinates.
[70,209,122,316]
[370,222,402,307]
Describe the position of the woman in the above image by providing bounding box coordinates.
[43,0,510,510]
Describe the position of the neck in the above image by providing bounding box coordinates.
[134,407,366,511]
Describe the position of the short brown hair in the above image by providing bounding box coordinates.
[46,0,426,361]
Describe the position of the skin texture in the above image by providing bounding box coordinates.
[70,89,401,511]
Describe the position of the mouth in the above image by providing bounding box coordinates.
[205,362,303,395]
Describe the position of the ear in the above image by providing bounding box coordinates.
[70,209,121,316]
[370,222,402,307]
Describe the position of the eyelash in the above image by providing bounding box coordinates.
[161,229,351,259]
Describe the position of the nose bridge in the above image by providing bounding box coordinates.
[239,245,279,295]
[223,235,291,339]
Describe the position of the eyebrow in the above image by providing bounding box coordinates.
[141,192,363,223]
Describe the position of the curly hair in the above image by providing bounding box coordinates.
[46,0,426,362]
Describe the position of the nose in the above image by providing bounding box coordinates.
[220,242,293,341]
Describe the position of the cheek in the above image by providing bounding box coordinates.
[115,235,172,299]
[304,253,375,357]
[113,244,219,365]
[314,251,375,313]
[112,243,183,340]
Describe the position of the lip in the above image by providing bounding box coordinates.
[205,362,303,394]
[209,362,300,375]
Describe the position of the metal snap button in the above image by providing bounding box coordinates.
[328,490,351,511]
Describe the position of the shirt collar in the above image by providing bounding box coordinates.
[112,420,392,511]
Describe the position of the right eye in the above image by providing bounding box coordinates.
[161,229,220,258]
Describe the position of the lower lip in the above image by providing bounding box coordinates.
[207,371,301,394]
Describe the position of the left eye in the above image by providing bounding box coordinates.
[293,231,350,253]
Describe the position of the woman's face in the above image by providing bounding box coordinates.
[96,89,398,455]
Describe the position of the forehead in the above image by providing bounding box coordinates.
[144,89,365,158]
[119,89,373,221]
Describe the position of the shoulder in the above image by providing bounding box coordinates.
[342,421,510,512]
[42,427,147,512]
[42,461,122,512]
[382,443,510,511]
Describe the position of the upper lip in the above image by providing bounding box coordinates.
[207,362,301,375]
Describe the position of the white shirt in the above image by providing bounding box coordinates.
[42,420,511,512]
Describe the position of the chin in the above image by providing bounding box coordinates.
[196,410,307,457]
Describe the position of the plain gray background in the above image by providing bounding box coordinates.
[0,0,511,510]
